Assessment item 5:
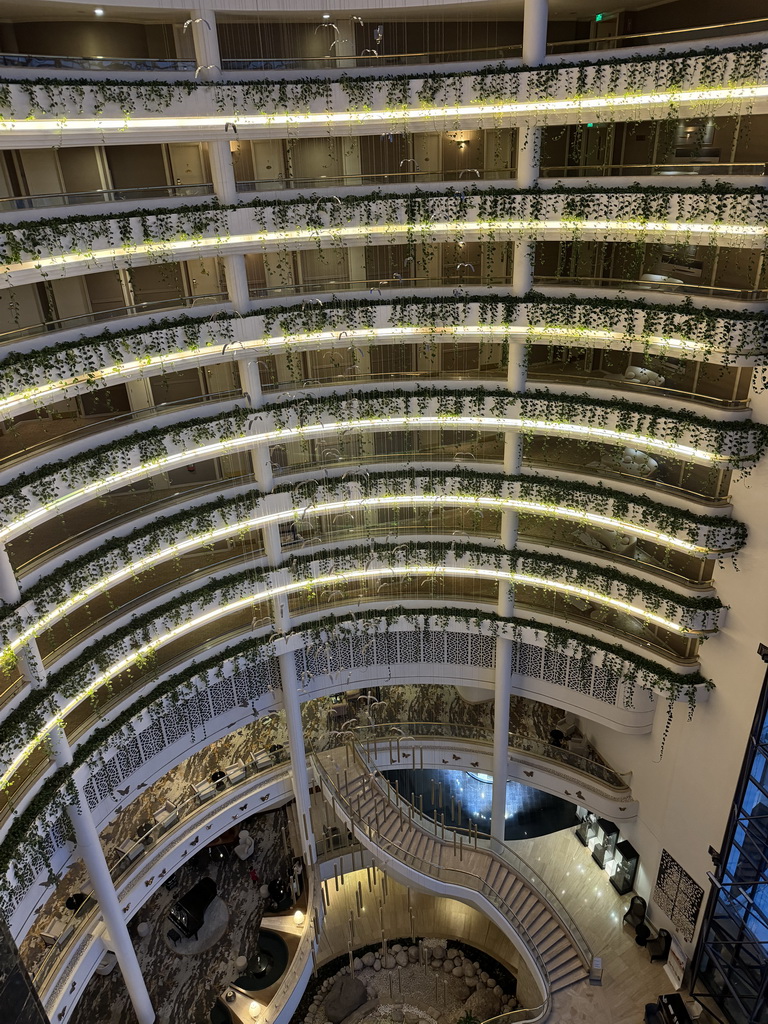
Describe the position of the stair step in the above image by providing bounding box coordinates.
[529,918,558,945]
[540,933,569,958]
[549,966,588,992]
[547,946,580,973]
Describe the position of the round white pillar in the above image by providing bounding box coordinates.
[51,733,155,1024]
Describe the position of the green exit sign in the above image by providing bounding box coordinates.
[595,13,605,21]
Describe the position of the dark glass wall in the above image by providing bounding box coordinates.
[691,646,768,1024]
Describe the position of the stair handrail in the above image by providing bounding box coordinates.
[312,742,571,1007]
[346,736,593,970]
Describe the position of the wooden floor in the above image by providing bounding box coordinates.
[317,826,699,1024]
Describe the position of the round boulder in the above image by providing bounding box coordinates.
[396,951,409,967]
[362,952,376,967]
[463,963,476,978]
[408,946,419,962]
[446,948,459,960]
[384,954,396,969]
[452,966,464,978]
[442,960,454,973]
[353,957,363,972]
[432,946,446,961]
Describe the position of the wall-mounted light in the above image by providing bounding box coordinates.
[293,909,305,925]
[94,7,104,14]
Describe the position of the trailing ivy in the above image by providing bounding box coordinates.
[0,293,763,419]
[0,605,712,897]
[0,539,723,770]
[0,388,762,535]
[0,42,765,119]
[1,183,765,269]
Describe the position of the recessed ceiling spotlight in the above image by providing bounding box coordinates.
[323,13,331,19]
[94,7,104,14]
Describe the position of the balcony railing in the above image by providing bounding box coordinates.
[0,291,228,346]
[3,16,765,73]
[0,390,243,472]
[0,182,214,214]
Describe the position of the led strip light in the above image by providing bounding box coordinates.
[1,84,767,135]
[0,415,731,545]
[0,324,712,419]
[1,492,711,666]
[5,217,766,276]
[0,562,701,789]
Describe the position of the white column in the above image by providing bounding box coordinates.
[189,8,220,79]
[51,733,155,1024]
[515,0,548,292]
[209,139,237,205]
[238,357,263,406]
[223,254,250,312]
[0,543,20,604]
[522,0,549,64]
[262,523,282,567]
[491,635,514,848]
[278,651,316,864]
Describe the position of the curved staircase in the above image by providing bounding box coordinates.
[313,743,590,996]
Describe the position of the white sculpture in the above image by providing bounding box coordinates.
[234,829,254,861]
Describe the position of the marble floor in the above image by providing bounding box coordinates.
[316,827,709,1024]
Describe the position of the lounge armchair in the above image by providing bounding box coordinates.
[152,800,178,831]
[648,928,672,963]
[622,895,647,929]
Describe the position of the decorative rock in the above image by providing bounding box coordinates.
[480,972,489,983]
[464,987,501,1021]
[463,963,476,978]
[384,954,396,969]
[430,960,442,969]
[362,953,376,967]
[392,944,403,953]
[446,948,459,960]
[454,957,462,967]
[452,966,464,977]
[366,988,376,1000]
[432,946,446,960]
[465,977,478,989]
[408,946,419,962]
[486,977,497,989]
[494,985,503,998]
[396,951,409,967]
[373,960,382,972]
[353,957,363,972]
[442,960,454,973]
[404,1013,420,1024]
[389,1010,404,1023]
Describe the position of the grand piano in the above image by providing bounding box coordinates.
[169,876,217,939]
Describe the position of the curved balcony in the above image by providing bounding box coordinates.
[2,186,766,289]
[1,43,766,146]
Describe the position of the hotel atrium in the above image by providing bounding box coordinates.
[0,1,767,1023]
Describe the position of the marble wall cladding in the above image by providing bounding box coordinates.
[301,684,564,741]
[0,921,50,1024]
[67,807,291,1024]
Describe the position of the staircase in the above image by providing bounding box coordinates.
[313,744,590,995]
